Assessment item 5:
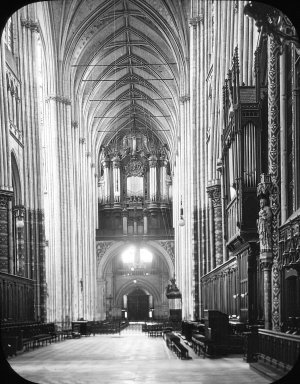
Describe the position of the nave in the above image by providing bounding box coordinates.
[1,1,300,382]
[6,323,270,384]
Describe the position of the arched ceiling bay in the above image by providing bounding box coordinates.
[47,0,189,159]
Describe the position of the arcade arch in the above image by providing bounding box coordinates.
[96,241,174,320]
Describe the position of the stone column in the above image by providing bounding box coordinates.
[143,208,149,235]
[257,174,273,330]
[149,155,157,202]
[122,208,128,236]
[112,156,121,205]
[13,205,26,276]
[261,258,273,330]
[166,175,172,201]
[133,207,138,235]
[159,158,168,202]
[102,158,110,204]
[207,182,223,267]
[280,45,287,223]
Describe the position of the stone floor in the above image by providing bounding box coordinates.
[5,324,273,384]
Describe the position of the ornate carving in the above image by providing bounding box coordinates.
[268,36,281,331]
[125,159,144,176]
[206,184,221,207]
[158,240,175,265]
[112,157,121,168]
[179,95,190,103]
[21,18,40,32]
[257,173,273,198]
[46,95,71,105]
[96,241,114,264]
[0,195,10,208]
[71,121,78,129]
[79,138,86,144]
[189,17,201,27]
[148,155,157,168]
[257,197,273,252]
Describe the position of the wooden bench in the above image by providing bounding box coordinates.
[1,322,62,352]
[164,332,180,350]
[172,341,189,359]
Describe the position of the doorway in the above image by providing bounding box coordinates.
[127,288,149,321]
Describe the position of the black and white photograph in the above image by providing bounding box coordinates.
[0,1,300,383]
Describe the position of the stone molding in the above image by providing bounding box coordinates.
[268,36,281,331]
[179,95,190,103]
[46,95,71,105]
[158,240,175,265]
[189,16,203,27]
[21,18,39,32]
[96,241,114,264]
[206,183,221,208]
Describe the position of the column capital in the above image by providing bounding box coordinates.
[206,183,221,207]
[122,208,129,217]
[21,18,40,33]
[46,95,71,105]
[102,159,110,168]
[260,260,273,271]
[12,205,26,217]
[149,155,157,168]
[189,15,203,27]
[143,208,149,217]
[260,252,273,270]
[112,156,121,168]
[189,17,198,28]
[179,95,190,103]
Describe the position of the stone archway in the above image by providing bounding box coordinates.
[96,240,174,320]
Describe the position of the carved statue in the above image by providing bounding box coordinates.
[257,197,272,250]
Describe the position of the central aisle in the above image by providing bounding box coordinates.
[8,324,269,384]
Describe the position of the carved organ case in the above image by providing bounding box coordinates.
[97,131,173,238]
[222,48,263,250]
[219,47,267,323]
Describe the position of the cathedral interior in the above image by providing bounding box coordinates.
[0,1,300,383]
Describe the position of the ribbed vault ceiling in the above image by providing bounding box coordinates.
[48,0,189,158]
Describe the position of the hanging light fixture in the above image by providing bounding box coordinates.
[15,205,25,228]
[178,195,185,226]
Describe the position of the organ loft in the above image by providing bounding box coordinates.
[0,1,300,383]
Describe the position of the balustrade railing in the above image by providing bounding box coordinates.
[257,329,300,372]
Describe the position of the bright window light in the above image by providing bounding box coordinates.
[140,248,153,263]
[122,247,135,263]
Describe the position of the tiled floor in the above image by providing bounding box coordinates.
[6,325,271,384]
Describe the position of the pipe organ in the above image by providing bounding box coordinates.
[222,48,262,249]
[201,47,266,324]
[97,132,173,238]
